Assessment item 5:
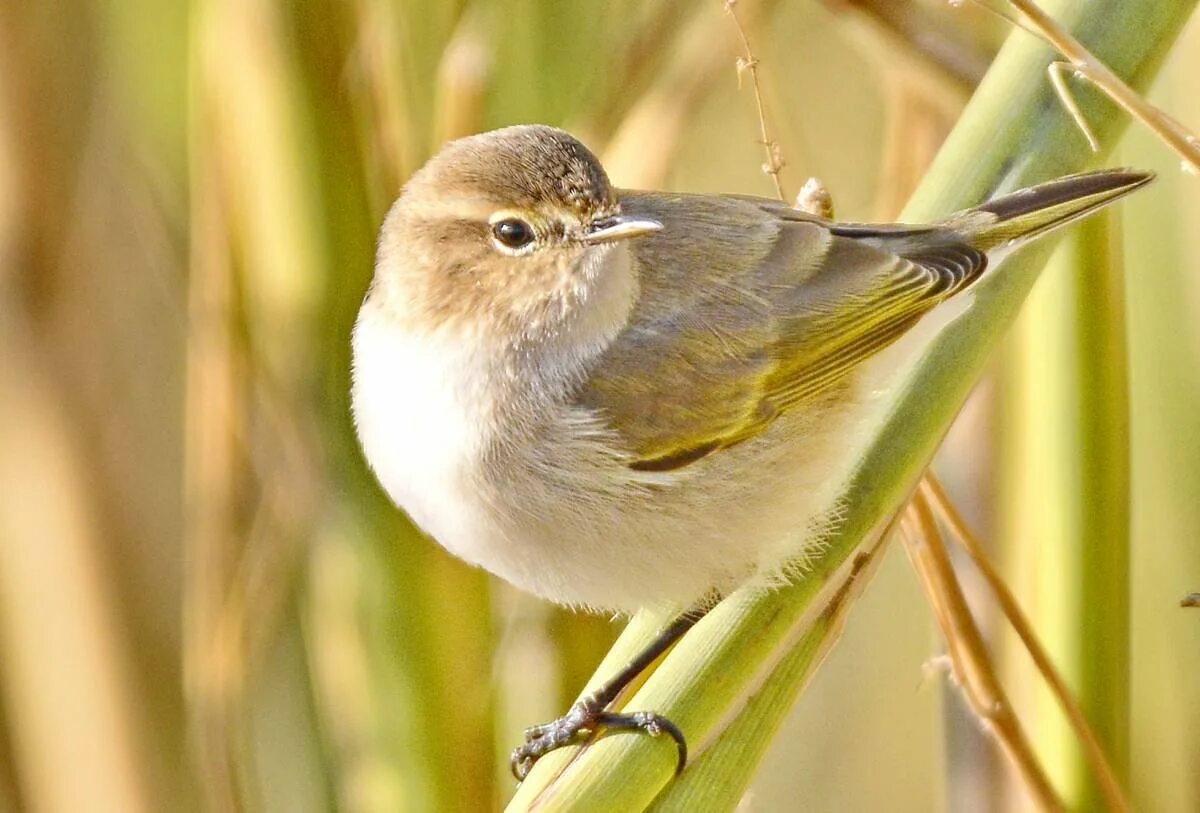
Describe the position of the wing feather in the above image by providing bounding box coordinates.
[575,192,986,471]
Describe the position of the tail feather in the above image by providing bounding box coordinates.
[950,169,1155,253]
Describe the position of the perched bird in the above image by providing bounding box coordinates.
[350,124,1151,777]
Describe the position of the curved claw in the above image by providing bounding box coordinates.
[510,748,535,782]
[595,710,688,775]
[509,703,689,782]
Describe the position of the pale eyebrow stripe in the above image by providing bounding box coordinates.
[402,195,500,221]
[402,195,586,227]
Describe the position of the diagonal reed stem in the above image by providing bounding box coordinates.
[507,1,1196,809]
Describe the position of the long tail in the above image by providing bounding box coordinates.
[948,169,1155,253]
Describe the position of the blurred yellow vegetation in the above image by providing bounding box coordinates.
[0,1,1198,811]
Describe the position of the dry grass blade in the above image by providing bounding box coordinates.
[187,0,330,806]
[0,317,154,813]
[184,105,245,813]
[920,473,1131,812]
[966,0,1200,173]
[901,490,1063,812]
[1047,61,1101,152]
[348,0,422,213]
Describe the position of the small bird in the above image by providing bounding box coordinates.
[351,124,1151,777]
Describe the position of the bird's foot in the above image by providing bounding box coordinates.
[510,697,687,781]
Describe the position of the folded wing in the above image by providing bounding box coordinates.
[575,192,986,472]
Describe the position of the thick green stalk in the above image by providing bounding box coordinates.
[1120,99,1200,812]
[285,1,502,809]
[506,1,1195,809]
[1001,211,1130,810]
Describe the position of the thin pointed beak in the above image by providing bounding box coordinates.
[581,215,663,245]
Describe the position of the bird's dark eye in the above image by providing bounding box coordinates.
[492,218,535,249]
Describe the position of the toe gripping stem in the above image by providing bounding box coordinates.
[509,606,708,781]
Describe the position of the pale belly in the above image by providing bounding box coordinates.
[351,303,497,561]
[352,300,885,613]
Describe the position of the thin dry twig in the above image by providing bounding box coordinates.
[920,473,1131,813]
[1047,61,1101,152]
[965,0,1200,174]
[901,490,1064,812]
[723,0,788,201]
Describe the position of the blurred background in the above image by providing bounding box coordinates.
[1,0,1197,810]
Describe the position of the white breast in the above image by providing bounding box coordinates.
[350,302,492,556]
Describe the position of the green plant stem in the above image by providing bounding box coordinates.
[506,0,1195,810]
[1001,210,1130,810]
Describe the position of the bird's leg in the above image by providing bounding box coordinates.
[510,603,710,781]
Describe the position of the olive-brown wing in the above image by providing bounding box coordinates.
[576,194,986,471]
